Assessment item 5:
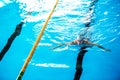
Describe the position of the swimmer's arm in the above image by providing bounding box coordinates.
[84,41,111,51]
[49,40,76,50]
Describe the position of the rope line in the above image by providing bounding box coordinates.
[16,0,59,80]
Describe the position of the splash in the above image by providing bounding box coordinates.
[31,62,70,68]
[0,0,12,8]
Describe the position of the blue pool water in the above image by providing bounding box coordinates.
[0,0,120,80]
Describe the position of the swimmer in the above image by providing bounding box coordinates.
[50,28,110,52]
[67,36,111,51]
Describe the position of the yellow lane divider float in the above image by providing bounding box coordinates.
[16,0,59,80]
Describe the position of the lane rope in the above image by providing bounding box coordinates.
[16,0,59,80]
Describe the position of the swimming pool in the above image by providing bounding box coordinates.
[0,0,120,80]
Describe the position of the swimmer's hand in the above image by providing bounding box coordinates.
[103,48,111,52]
[97,45,111,52]
[49,43,68,50]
